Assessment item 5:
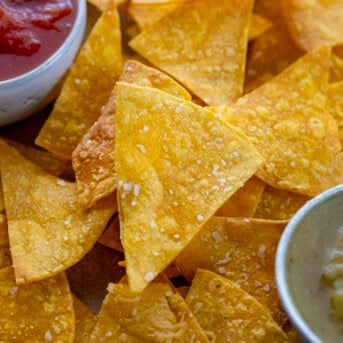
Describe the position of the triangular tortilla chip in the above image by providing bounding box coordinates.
[72,60,192,209]
[0,140,116,284]
[216,176,265,217]
[254,0,283,22]
[4,138,69,176]
[0,267,74,341]
[254,185,310,220]
[329,81,343,146]
[283,0,343,51]
[174,217,288,325]
[115,82,264,292]
[0,214,11,269]
[35,1,122,159]
[129,0,271,41]
[0,180,4,213]
[89,282,209,342]
[88,0,126,11]
[186,269,289,342]
[331,53,343,82]
[245,20,303,85]
[249,13,273,40]
[73,295,97,343]
[130,0,254,106]
[213,46,343,196]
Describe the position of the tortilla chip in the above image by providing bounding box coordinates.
[214,46,343,196]
[254,0,283,22]
[0,140,116,284]
[72,60,191,209]
[254,185,310,220]
[249,13,273,40]
[130,0,254,106]
[35,1,122,159]
[89,282,209,342]
[245,21,303,85]
[328,81,343,145]
[73,294,97,343]
[0,214,11,269]
[126,24,140,39]
[0,267,74,341]
[186,269,289,342]
[129,0,270,40]
[174,217,288,325]
[88,0,127,11]
[331,53,343,82]
[283,0,343,51]
[98,216,123,252]
[0,181,4,213]
[4,139,69,176]
[216,176,265,217]
[128,0,185,30]
[115,83,264,291]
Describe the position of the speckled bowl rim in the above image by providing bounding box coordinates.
[276,184,343,343]
[0,0,86,88]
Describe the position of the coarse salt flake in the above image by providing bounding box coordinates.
[197,214,204,222]
[144,272,154,282]
[136,144,147,153]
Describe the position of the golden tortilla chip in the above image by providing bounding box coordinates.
[0,267,74,341]
[331,53,343,82]
[245,21,303,85]
[0,214,11,269]
[88,0,127,11]
[130,0,254,106]
[186,269,289,342]
[72,60,191,209]
[115,82,264,291]
[125,24,140,39]
[254,185,310,220]
[0,181,4,213]
[214,46,343,196]
[0,140,117,284]
[89,282,209,342]
[128,0,185,30]
[329,80,343,145]
[98,216,123,252]
[72,92,117,209]
[129,0,270,41]
[5,139,69,176]
[73,294,97,343]
[254,0,283,22]
[249,13,273,40]
[35,1,122,159]
[174,217,288,325]
[283,0,343,51]
[216,176,265,217]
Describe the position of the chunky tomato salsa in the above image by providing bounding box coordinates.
[0,0,77,81]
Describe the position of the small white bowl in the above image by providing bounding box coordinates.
[276,184,343,342]
[0,0,87,126]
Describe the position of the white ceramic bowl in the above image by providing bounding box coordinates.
[276,184,343,342]
[0,0,87,126]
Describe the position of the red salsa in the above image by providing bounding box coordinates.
[0,0,77,81]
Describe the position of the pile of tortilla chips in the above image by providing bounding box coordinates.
[0,0,342,340]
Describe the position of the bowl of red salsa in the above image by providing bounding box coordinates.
[0,0,86,125]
